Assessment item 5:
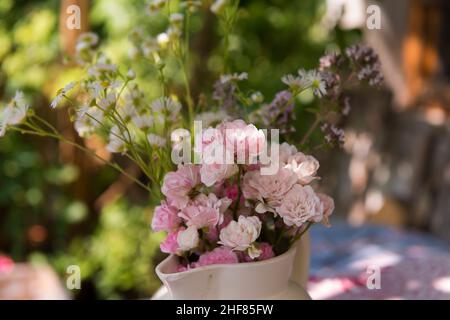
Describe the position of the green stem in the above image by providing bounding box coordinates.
[300,116,321,146]
[11,126,152,192]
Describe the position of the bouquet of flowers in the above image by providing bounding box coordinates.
[0,0,383,274]
[152,118,334,271]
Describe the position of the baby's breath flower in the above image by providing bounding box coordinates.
[211,0,229,15]
[147,133,167,147]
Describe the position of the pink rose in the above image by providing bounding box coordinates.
[279,142,298,164]
[218,120,266,163]
[178,193,232,229]
[192,246,239,268]
[161,164,200,210]
[151,201,181,232]
[242,168,297,212]
[205,211,233,242]
[200,162,238,187]
[219,216,262,251]
[317,193,334,226]
[284,153,319,185]
[275,184,322,227]
[160,229,182,254]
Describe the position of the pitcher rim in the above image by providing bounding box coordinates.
[156,245,298,278]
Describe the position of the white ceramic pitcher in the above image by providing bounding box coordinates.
[153,232,311,300]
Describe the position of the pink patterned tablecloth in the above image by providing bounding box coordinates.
[308,222,450,300]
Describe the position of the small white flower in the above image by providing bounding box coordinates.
[77,32,99,47]
[177,226,199,251]
[74,105,104,138]
[281,74,305,91]
[106,125,126,153]
[151,97,181,118]
[156,33,170,48]
[97,92,116,109]
[87,61,118,77]
[169,13,184,25]
[131,114,153,129]
[220,72,248,84]
[147,133,167,147]
[211,0,229,14]
[126,68,136,80]
[306,70,327,97]
[250,92,264,104]
[1,91,30,136]
[142,37,159,58]
[51,82,76,109]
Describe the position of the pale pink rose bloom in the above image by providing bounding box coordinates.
[276,184,322,227]
[201,127,224,151]
[240,242,275,262]
[242,168,297,212]
[179,193,232,229]
[200,162,238,187]
[160,229,182,254]
[219,215,262,251]
[218,120,265,162]
[205,210,233,242]
[161,164,200,210]
[192,247,239,268]
[279,142,298,164]
[243,124,266,157]
[177,226,200,251]
[151,201,181,232]
[317,193,334,226]
[285,153,320,185]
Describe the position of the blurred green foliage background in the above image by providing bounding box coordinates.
[0,0,360,298]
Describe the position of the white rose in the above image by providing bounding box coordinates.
[219,216,262,251]
[177,226,199,251]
